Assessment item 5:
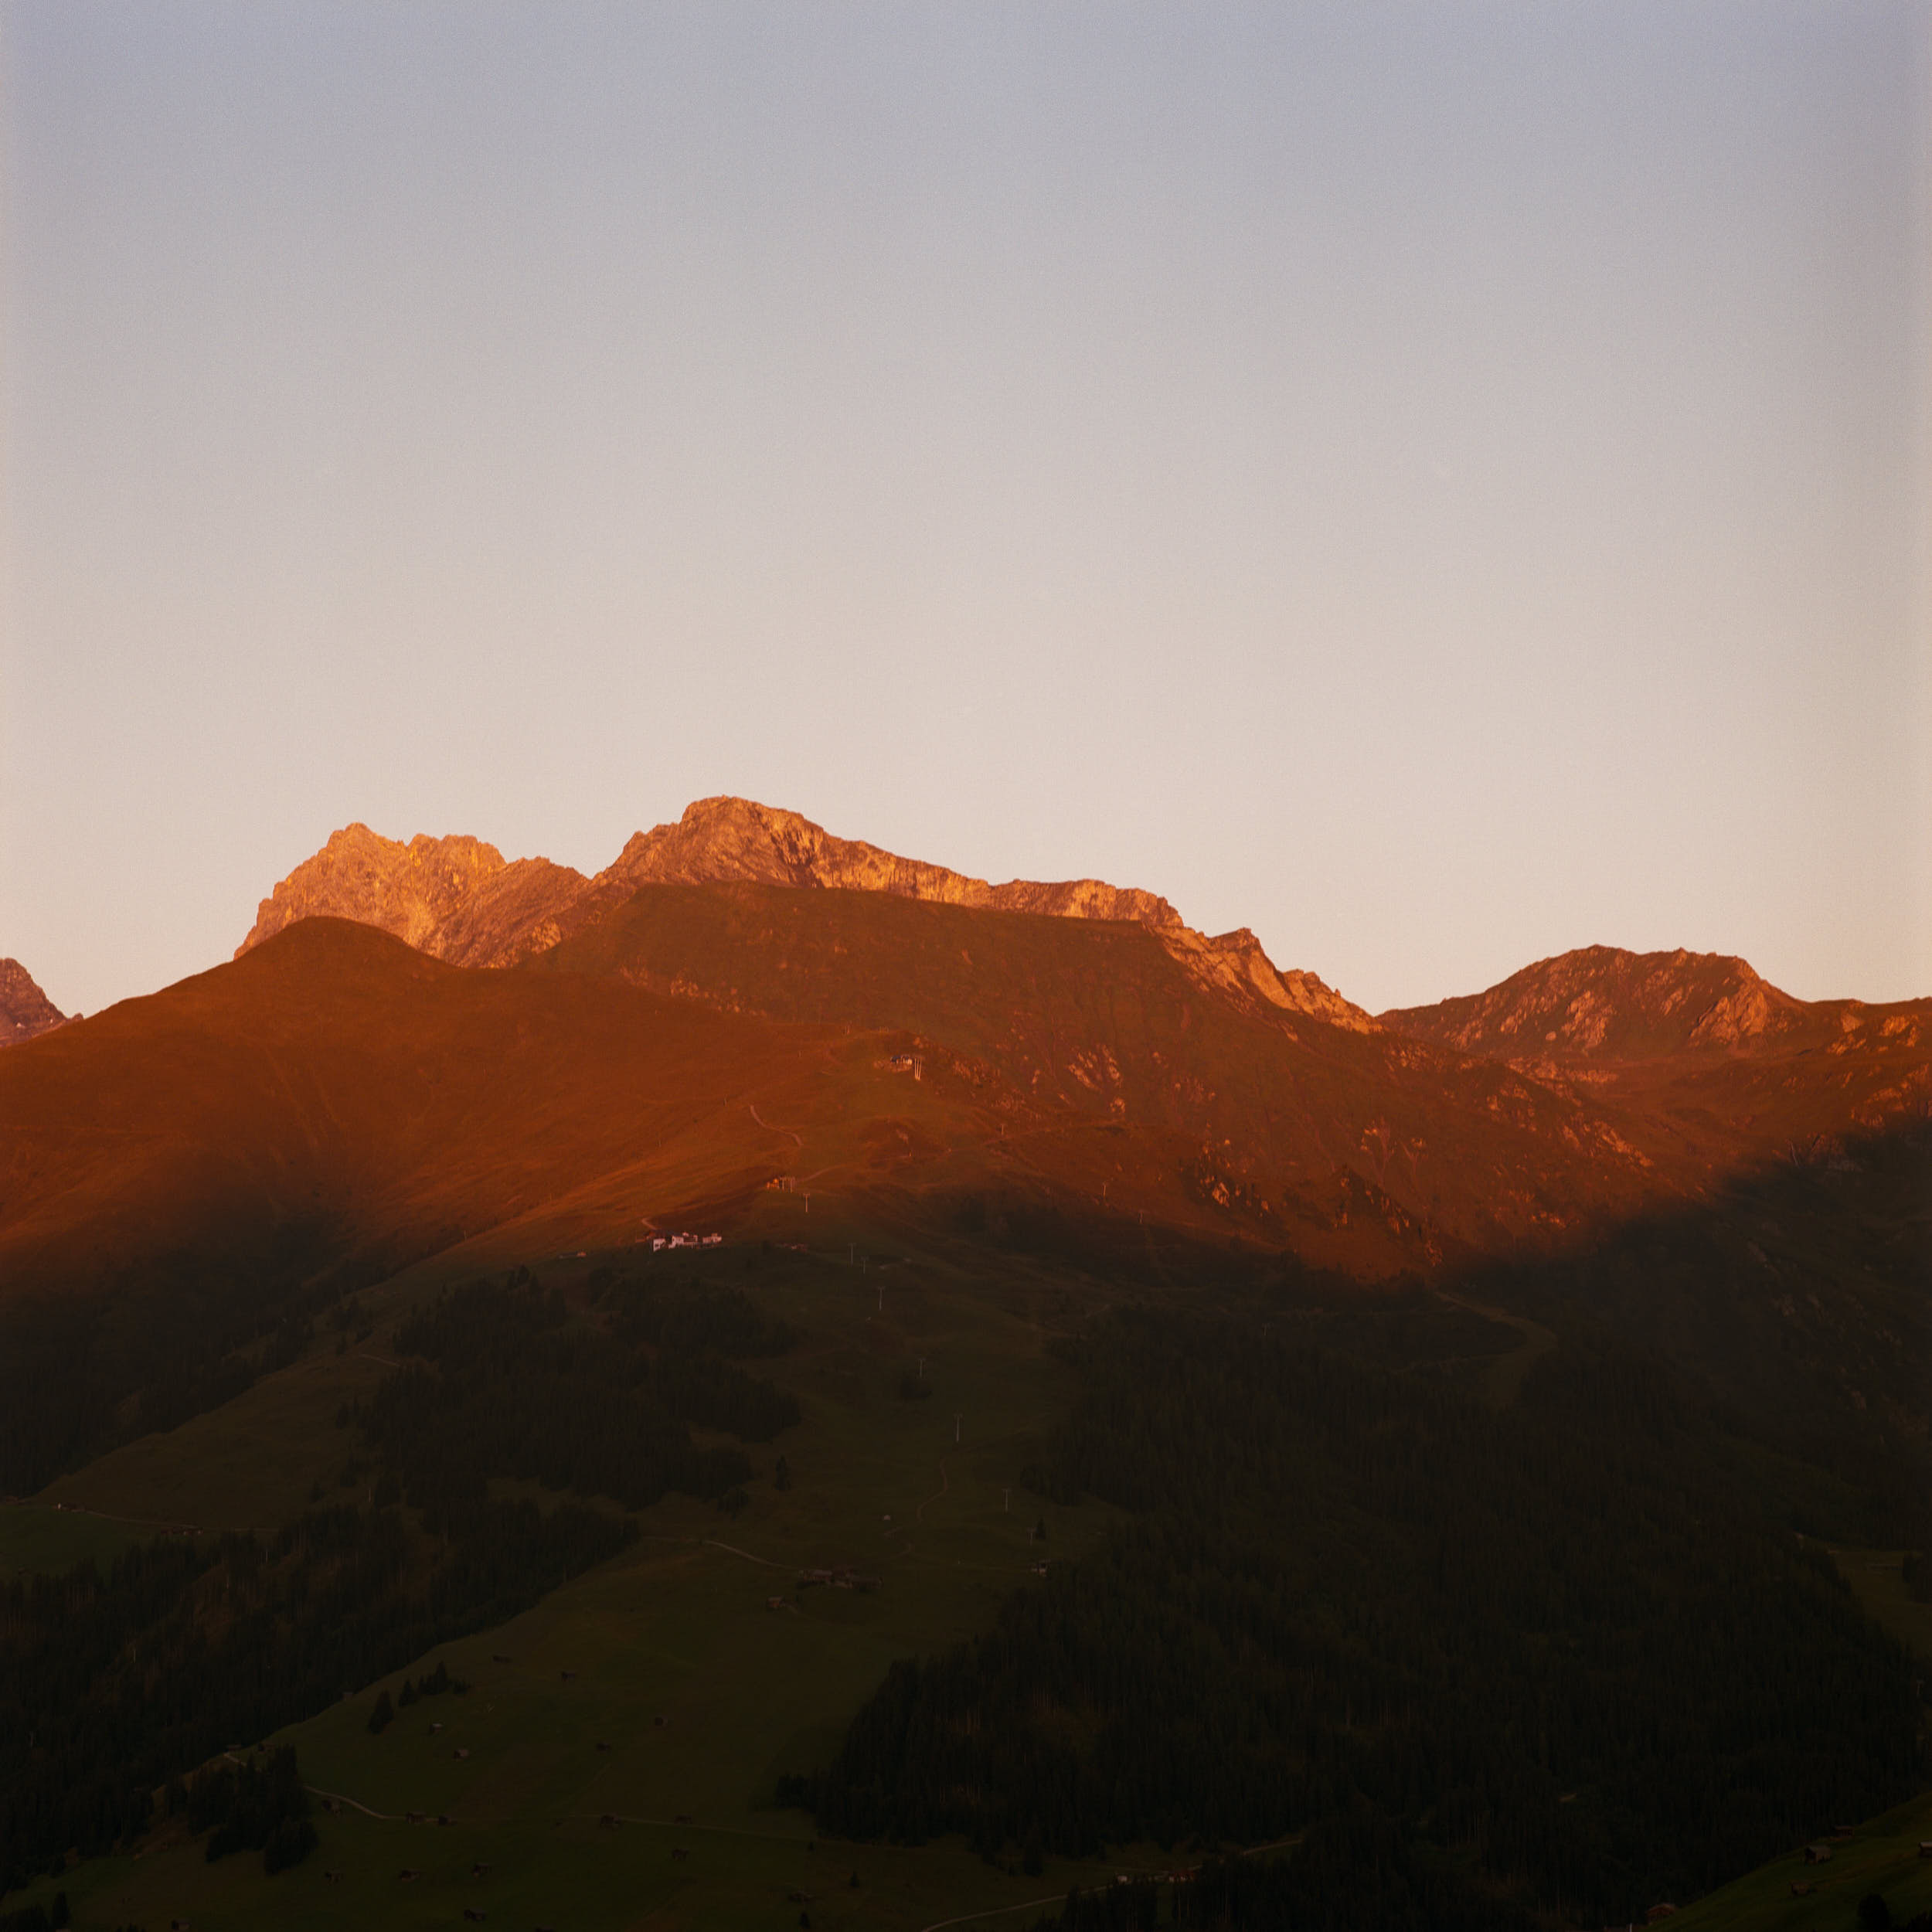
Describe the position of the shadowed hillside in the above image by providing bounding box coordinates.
[0,919,875,1490]
[1464,1114,1932,1530]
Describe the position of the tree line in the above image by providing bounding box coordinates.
[0,1225,398,1498]
[0,1495,627,1895]
[1,1263,803,1898]
[359,1272,799,1519]
[183,1743,315,1872]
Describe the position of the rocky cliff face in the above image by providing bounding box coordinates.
[600,795,1184,927]
[1166,925,1372,1032]
[237,797,1374,1032]
[1378,944,1922,1065]
[0,959,67,1045]
[237,825,590,969]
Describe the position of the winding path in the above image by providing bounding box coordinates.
[306,1784,396,1821]
[915,1455,951,1523]
[699,1537,789,1570]
[915,1837,1303,1932]
[1432,1289,1556,1407]
[10,1499,206,1534]
[748,1102,804,1149]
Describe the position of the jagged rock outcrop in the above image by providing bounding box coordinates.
[1166,926,1372,1032]
[237,826,590,969]
[237,797,1374,1033]
[599,795,1183,926]
[1379,944,1923,1065]
[0,959,66,1045]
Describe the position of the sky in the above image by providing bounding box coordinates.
[4,1,1928,1020]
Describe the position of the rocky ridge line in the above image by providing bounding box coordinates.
[236,797,1374,1031]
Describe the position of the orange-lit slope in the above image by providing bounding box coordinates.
[531,881,1691,1259]
[0,918,860,1298]
[11,906,1923,1313]
[1,895,1666,1308]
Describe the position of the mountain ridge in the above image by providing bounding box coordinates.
[237,796,1373,1031]
[235,800,1932,1065]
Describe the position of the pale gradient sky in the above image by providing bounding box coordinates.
[4,2,1928,1020]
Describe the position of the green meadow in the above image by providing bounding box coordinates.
[1664,1794,1932,1932]
[0,1503,144,1579]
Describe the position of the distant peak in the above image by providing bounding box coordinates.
[1379,944,1804,1063]
[236,823,571,966]
[0,957,68,1045]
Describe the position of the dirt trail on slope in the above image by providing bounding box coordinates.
[916,1455,951,1522]
[1433,1290,1556,1406]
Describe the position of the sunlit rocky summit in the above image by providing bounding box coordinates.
[238,794,1371,1029]
[1382,941,1922,1070]
[0,957,66,1045]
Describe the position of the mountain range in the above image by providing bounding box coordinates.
[231,795,1929,1193]
[236,795,1372,1030]
[236,793,1925,1074]
[2,797,1927,1932]
[4,795,1922,1304]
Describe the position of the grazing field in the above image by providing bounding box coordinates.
[1831,1548,1932,1668]
[39,1344,398,1532]
[0,1502,144,1577]
[14,1537,1150,1932]
[1664,1793,1932,1932]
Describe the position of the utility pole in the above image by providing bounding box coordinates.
[954,1412,962,1444]
[1003,1488,1011,1512]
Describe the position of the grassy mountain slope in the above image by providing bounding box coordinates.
[7,893,1924,1502]
[0,917,919,1492]
[0,915,845,1299]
